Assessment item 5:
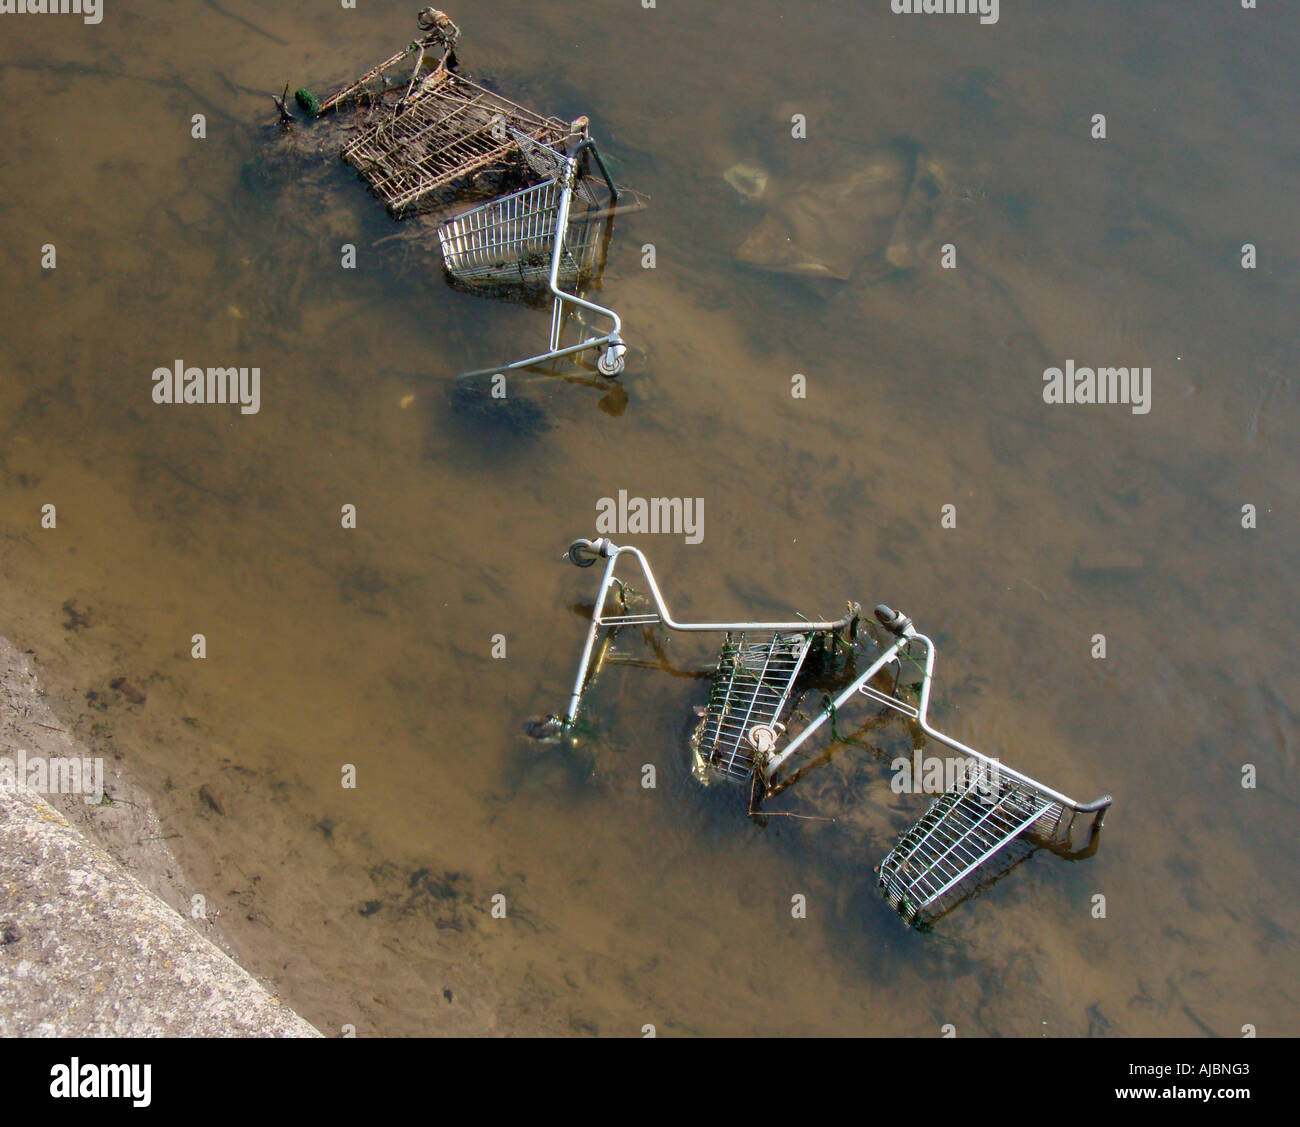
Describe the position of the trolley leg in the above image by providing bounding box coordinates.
[1086,807,1108,845]
[564,551,620,725]
[550,296,565,353]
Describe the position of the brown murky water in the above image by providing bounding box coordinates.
[1,0,1297,1036]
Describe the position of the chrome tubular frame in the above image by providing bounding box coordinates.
[561,537,855,726]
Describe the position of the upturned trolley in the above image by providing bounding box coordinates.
[547,537,1112,927]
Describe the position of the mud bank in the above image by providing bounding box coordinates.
[0,638,318,1037]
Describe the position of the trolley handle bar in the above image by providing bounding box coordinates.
[568,538,856,633]
[871,604,1113,818]
[571,139,619,205]
[763,603,1112,819]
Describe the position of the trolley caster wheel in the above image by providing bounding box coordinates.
[417,7,454,33]
[568,539,600,567]
[597,345,626,377]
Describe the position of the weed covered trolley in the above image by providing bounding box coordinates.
[548,537,1112,927]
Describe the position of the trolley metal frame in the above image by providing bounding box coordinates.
[317,10,571,217]
[299,9,639,381]
[317,8,463,116]
[765,603,1112,922]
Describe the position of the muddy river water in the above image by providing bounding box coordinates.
[0,0,1296,1036]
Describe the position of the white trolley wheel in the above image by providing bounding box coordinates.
[568,540,600,567]
[597,347,625,377]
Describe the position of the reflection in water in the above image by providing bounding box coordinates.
[0,0,1297,1036]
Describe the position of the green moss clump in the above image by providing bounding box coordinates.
[294,88,322,116]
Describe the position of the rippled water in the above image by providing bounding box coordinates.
[1,0,1296,1035]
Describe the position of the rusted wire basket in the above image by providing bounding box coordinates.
[342,66,568,217]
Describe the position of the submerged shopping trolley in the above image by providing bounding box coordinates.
[546,537,1112,927]
[298,9,638,379]
[438,126,628,376]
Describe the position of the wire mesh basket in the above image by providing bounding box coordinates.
[692,633,816,782]
[438,177,605,288]
[877,762,1066,925]
[438,130,629,377]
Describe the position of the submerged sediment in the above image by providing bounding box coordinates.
[0,638,319,1037]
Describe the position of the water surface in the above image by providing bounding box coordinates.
[0,0,1296,1036]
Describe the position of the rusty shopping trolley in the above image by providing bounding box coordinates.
[545,537,1113,927]
[288,9,639,381]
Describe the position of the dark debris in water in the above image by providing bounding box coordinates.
[108,676,146,705]
[360,863,474,929]
[341,564,390,598]
[523,715,563,742]
[447,372,552,439]
[198,784,226,816]
[61,599,92,631]
[1087,1002,1113,1036]
[339,564,396,617]
[408,867,462,901]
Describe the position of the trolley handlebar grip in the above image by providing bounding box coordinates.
[874,604,913,636]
